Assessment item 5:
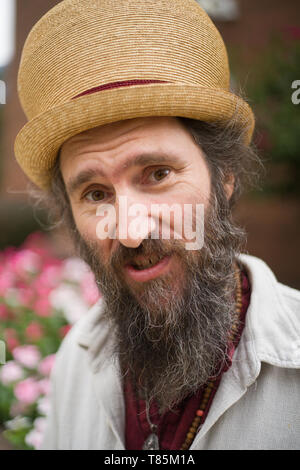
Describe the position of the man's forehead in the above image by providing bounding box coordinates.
[61,116,181,152]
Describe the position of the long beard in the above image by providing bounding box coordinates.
[71,191,245,412]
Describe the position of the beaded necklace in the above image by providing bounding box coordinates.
[142,266,243,451]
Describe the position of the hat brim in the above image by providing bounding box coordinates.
[14,82,255,190]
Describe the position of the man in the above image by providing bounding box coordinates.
[15,0,300,450]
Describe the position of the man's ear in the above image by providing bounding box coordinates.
[224,174,235,201]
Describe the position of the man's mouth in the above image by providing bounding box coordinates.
[131,253,165,270]
[124,254,171,282]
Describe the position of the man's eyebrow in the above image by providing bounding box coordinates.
[66,153,181,196]
[66,167,105,196]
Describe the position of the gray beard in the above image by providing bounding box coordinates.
[71,192,245,412]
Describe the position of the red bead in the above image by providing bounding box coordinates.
[196,409,204,417]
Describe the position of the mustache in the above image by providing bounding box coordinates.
[109,238,186,270]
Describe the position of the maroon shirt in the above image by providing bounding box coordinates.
[124,269,251,450]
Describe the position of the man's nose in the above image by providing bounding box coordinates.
[115,194,156,248]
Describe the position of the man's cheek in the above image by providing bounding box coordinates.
[75,215,101,243]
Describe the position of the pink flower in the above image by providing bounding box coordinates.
[50,285,89,323]
[34,417,47,433]
[25,322,43,341]
[0,303,10,320]
[35,264,63,291]
[38,354,56,377]
[14,378,41,404]
[10,401,29,417]
[18,286,35,307]
[62,257,90,282]
[38,378,51,395]
[4,329,20,352]
[25,428,44,449]
[9,249,41,278]
[59,324,72,338]
[31,279,52,300]
[33,297,52,317]
[12,345,41,369]
[25,417,48,449]
[0,361,24,385]
[0,270,15,296]
[37,396,51,416]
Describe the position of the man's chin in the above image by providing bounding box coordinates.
[121,278,186,323]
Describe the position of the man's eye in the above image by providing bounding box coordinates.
[149,168,171,182]
[84,189,107,202]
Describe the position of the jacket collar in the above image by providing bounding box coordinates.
[238,254,300,368]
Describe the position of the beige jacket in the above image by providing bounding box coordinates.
[41,254,300,450]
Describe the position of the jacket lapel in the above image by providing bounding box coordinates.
[191,321,261,447]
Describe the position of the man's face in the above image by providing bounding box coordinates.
[59,116,238,410]
[60,116,212,299]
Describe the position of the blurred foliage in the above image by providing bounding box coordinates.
[231,30,300,196]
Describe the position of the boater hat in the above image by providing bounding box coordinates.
[15,0,255,190]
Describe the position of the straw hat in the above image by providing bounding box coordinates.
[15,0,255,190]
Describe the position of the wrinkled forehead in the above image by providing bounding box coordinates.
[61,117,181,151]
[58,117,199,173]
